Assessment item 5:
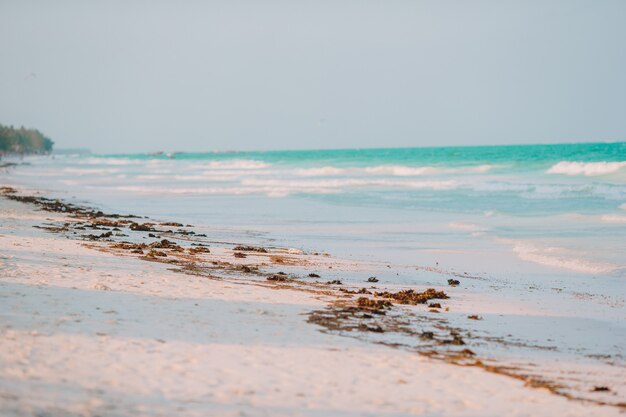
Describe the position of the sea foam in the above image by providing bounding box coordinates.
[295,164,495,177]
[546,161,626,176]
[506,240,619,274]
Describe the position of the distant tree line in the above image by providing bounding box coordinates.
[0,124,54,156]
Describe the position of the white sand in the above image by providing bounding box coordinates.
[0,197,622,416]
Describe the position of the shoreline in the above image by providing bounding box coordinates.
[0,185,624,415]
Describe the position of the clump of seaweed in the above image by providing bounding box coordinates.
[358,323,384,333]
[356,297,393,311]
[188,246,210,254]
[160,222,183,227]
[267,274,290,282]
[111,242,147,251]
[233,245,268,253]
[374,288,448,305]
[146,249,167,258]
[149,239,179,249]
[85,231,113,240]
[130,222,156,232]
[340,288,372,295]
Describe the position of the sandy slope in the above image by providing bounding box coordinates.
[0,197,621,416]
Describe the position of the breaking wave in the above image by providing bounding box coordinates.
[191,160,270,170]
[546,161,626,176]
[505,239,620,274]
[295,164,496,177]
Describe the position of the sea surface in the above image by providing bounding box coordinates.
[5,142,626,278]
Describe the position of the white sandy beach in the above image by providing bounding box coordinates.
[0,192,623,417]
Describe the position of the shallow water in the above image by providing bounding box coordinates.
[5,142,625,278]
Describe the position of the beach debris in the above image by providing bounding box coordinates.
[270,255,286,264]
[149,239,179,249]
[429,302,442,309]
[467,315,482,320]
[233,245,268,253]
[146,249,167,258]
[327,280,343,285]
[0,186,17,194]
[374,288,448,305]
[160,221,183,227]
[93,283,112,291]
[420,331,435,340]
[339,288,372,295]
[367,276,379,283]
[188,246,210,254]
[85,231,113,240]
[267,274,290,282]
[308,273,320,278]
[592,386,611,392]
[358,324,384,333]
[233,252,247,258]
[111,242,147,250]
[357,297,393,310]
[130,222,156,232]
[447,279,460,287]
[237,265,256,273]
[459,348,475,356]
[442,332,465,345]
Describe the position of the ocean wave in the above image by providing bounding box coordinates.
[366,164,495,176]
[448,222,488,232]
[62,167,122,175]
[104,178,459,197]
[136,175,164,180]
[467,181,626,199]
[546,161,626,176]
[191,160,270,170]
[241,178,459,190]
[295,164,496,177]
[295,166,347,176]
[600,214,626,224]
[78,157,147,166]
[106,185,338,198]
[504,239,619,274]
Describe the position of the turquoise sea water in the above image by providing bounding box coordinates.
[5,142,626,277]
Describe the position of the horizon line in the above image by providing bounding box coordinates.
[55,139,626,156]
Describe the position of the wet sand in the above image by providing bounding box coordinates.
[0,188,623,416]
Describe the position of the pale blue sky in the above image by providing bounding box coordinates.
[1,0,625,153]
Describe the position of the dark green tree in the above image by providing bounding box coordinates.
[0,124,54,157]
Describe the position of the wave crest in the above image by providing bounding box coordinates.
[296,164,496,177]
[504,239,619,274]
[546,161,626,176]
